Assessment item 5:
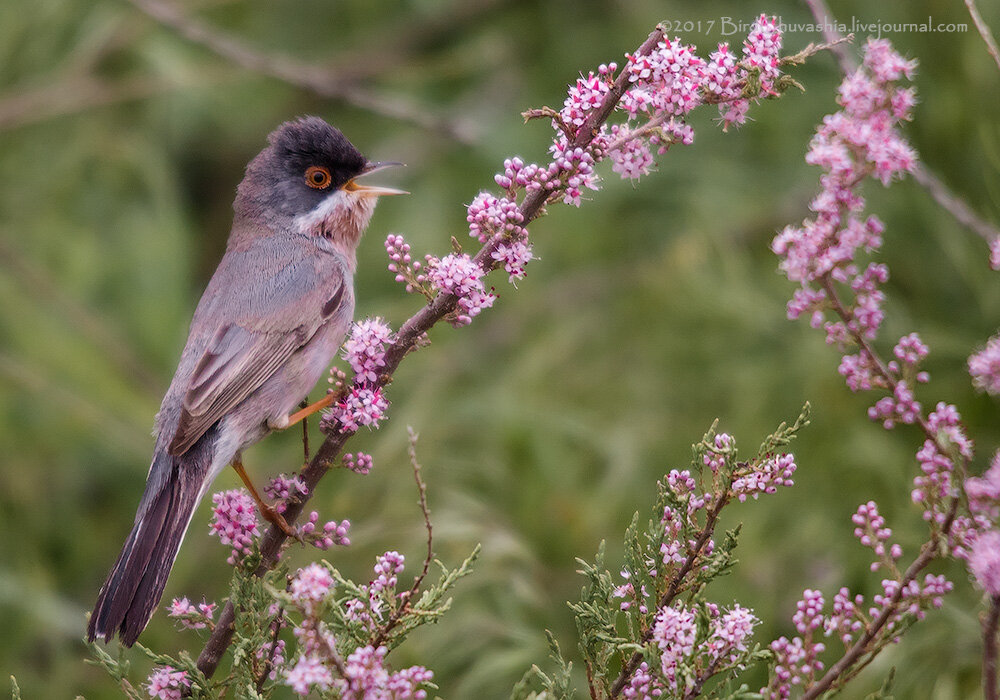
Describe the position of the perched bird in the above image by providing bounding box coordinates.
[88,116,404,646]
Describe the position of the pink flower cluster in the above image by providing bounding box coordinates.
[343,317,393,386]
[327,386,390,433]
[649,602,759,695]
[380,17,787,338]
[343,451,374,474]
[385,234,428,294]
[912,402,972,526]
[730,453,796,501]
[767,589,826,699]
[256,638,287,681]
[658,469,714,568]
[969,335,1000,395]
[852,501,902,572]
[299,511,351,550]
[426,253,496,326]
[166,596,216,630]
[622,661,661,699]
[209,489,260,565]
[264,473,308,514]
[344,551,408,632]
[289,562,334,613]
[341,645,433,700]
[286,654,334,696]
[145,666,190,700]
[612,569,648,613]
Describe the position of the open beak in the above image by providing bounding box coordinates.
[344,161,408,197]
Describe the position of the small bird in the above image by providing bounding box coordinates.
[88,116,404,646]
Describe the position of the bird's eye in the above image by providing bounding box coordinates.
[305,165,332,189]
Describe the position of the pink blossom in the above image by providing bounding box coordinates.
[608,126,656,180]
[731,453,796,500]
[743,14,783,94]
[491,238,535,283]
[707,605,758,664]
[343,451,374,475]
[289,563,334,612]
[427,253,496,326]
[651,605,697,690]
[969,335,1000,395]
[385,234,426,293]
[467,191,525,243]
[372,550,405,594]
[990,237,1000,270]
[343,317,393,386]
[622,661,665,698]
[826,587,865,645]
[329,387,390,433]
[340,645,432,700]
[299,511,351,549]
[264,473,308,513]
[851,501,902,571]
[285,654,333,696]
[166,597,215,630]
[966,452,1000,523]
[209,489,260,565]
[969,530,1000,595]
[146,666,190,700]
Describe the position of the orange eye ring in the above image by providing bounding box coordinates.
[305,165,332,189]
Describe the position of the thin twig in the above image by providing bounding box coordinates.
[255,606,285,693]
[911,164,1000,244]
[371,426,434,648]
[125,0,478,143]
[802,0,858,73]
[966,0,1000,74]
[985,594,1000,700]
[194,24,668,679]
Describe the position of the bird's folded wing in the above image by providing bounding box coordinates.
[167,254,346,457]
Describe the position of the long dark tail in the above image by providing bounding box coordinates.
[88,443,211,646]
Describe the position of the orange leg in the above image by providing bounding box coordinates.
[231,456,298,538]
[269,392,338,431]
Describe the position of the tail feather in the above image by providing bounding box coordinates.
[88,445,210,646]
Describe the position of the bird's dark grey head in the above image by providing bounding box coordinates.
[235,116,367,225]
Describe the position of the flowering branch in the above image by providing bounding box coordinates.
[800,497,960,699]
[195,23,673,679]
[608,481,730,698]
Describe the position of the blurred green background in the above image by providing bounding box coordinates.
[1,0,998,696]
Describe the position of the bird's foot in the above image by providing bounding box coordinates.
[258,501,301,541]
